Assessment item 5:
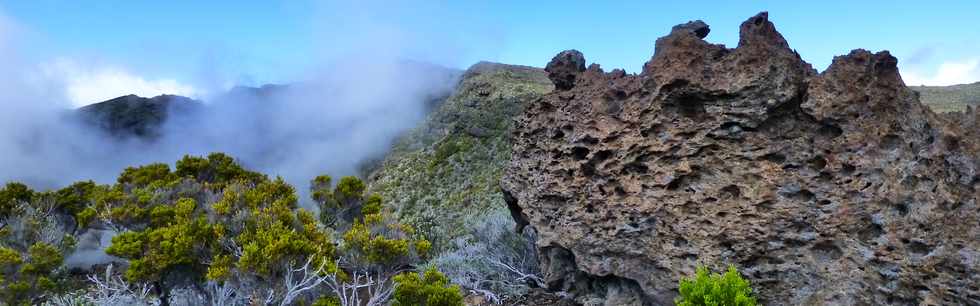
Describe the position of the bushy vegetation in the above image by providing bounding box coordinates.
[391,267,464,306]
[0,153,470,305]
[370,64,552,255]
[911,83,980,113]
[675,265,757,306]
[0,182,77,305]
[428,211,542,303]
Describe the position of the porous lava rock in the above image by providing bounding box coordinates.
[502,12,979,306]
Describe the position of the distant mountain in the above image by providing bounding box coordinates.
[911,82,980,112]
[76,94,202,139]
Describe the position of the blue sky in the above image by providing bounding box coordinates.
[1,1,978,105]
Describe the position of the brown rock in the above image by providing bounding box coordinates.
[546,50,587,90]
[502,12,979,306]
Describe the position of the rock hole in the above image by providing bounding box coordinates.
[811,241,843,262]
[571,147,590,160]
[799,189,817,202]
[640,124,663,138]
[907,240,932,256]
[880,134,902,150]
[614,186,627,197]
[624,162,649,174]
[677,96,706,118]
[592,150,614,162]
[818,123,843,139]
[816,172,833,182]
[809,156,827,170]
[551,129,565,140]
[674,238,689,247]
[580,135,599,145]
[858,222,883,242]
[762,152,786,163]
[943,135,960,151]
[581,163,597,176]
[720,185,741,199]
[538,101,556,112]
[841,163,856,175]
[894,202,909,216]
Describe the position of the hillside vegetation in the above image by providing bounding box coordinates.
[911,82,980,112]
[368,62,552,251]
[0,153,464,306]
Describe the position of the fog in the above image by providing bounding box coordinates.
[0,4,462,206]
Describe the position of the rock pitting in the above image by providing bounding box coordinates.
[503,12,979,305]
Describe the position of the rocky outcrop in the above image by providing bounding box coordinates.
[502,12,979,306]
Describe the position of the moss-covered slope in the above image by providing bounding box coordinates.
[367,62,551,250]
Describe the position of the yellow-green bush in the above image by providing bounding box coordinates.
[676,265,757,306]
[0,242,68,305]
[392,267,464,306]
[0,182,34,219]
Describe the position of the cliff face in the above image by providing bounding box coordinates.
[502,12,979,306]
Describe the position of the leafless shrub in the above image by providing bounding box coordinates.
[429,211,542,303]
[46,264,160,306]
[323,269,395,306]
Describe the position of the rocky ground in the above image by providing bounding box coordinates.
[503,12,979,306]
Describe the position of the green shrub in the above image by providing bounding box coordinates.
[335,176,366,202]
[676,265,757,306]
[392,267,464,306]
[54,181,97,215]
[118,163,177,187]
[312,296,341,306]
[75,207,97,229]
[0,182,34,219]
[0,242,68,305]
[175,153,265,186]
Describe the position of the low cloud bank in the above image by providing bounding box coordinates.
[0,8,460,205]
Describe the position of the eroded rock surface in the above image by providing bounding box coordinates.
[502,12,979,305]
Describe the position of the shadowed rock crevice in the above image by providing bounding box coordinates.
[502,11,980,306]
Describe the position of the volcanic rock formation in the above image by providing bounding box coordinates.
[502,12,979,305]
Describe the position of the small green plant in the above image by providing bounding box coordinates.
[392,267,464,306]
[675,265,757,306]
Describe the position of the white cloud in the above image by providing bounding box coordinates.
[41,58,198,107]
[901,58,980,86]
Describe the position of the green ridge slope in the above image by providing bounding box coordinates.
[368,62,551,250]
[911,82,980,113]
